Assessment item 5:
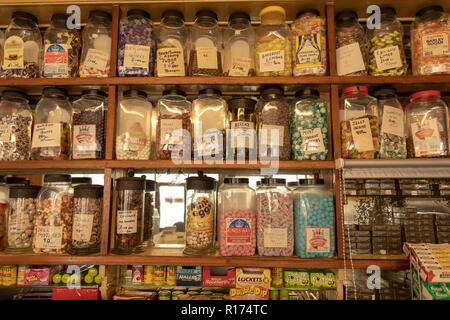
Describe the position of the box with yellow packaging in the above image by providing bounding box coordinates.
[230,268,271,300]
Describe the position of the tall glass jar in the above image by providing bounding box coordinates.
[373,87,407,159]
[256,178,293,256]
[188,10,223,76]
[156,89,191,160]
[72,89,107,160]
[411,6,450,75]
[335,10,367,76]
[118,9,154,77]
[79,10,112,77]
[5,185,40,253]
[256,87,291,160]
[143,179,155,247]
[1,11,42,78]
[155,10,188,77]
[43,13,82,78]
[33,174,73,254]
[223,12,255,76]
[218,178,256,256]
[31,87,72,160]
[116,89,152,160]
[256,6,292,76]
[192,89,228,159]
[0,176,7,251]
[184,172,216,256]
[406,90,449,158]
[291,9,327,76]
[367,7,407,76]
[0,89,33,160]
[113,177,145,254]
[0,30,4,73]
[291,88,328,160]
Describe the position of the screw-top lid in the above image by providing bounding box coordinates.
[295,88,320,99]
[145,180,156,191]
[287,181,299,188]
[380,7,396,17]
[261,86,284,100]
[186,171,216,190]
[9,185,41,198]
[51,13,69,27]
[89,10,112,22]
[198,88,222,97]
[2,88,28,102]
[123,89,147,99]
[162,89,186,97]
[44,174,71,183]
[229,11,251,22]
[296,9,320,19]
[223,178,249,184]
[116,177,145,190]
[335,10,358,28]
[12,11,38,25]
[74,184,104,198]
[195,9,218,21]
[260,6,286,25]
[82,89,108,98]
[259,178,286,186]
[416,5,443,20]
[6,177,29,185]
[127,9,151,20]
[298,176,324,185]
[0,176,5,184]
[162,9,184,21]
[372,87,397,99]
[42,86,68,99]
[409,90,441,101]
[342,86,369,95]
[228,97,256,110]
[71,177,92,185]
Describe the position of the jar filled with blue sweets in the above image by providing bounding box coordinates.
[293,175,334,258]
[290,88,328,160]
[118,9,154,77]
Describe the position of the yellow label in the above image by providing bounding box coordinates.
[295,33,322,69]
[3,36,24,70]
[187,197,214,232]
[2,265,17,286]
[144,266,153,284]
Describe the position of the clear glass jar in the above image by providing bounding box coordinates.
[184,172,216,255]
[188,10,223,76]
[43,13,82,78]
[156,89,191,160]
[155,10,188,77]
[143,179,155,247]
[113,177,145,254]
[256,6,292,76]
[411,5,450,75]
[118,9,154,77]
[256,87,291,160]
[292,176,334,258]
[291,9,327,76]
[291,88,328,160]
[0,30,4,73]
[31,87,72,160]
[72,89,107,159]
[373,87,407,159]
[1,11,42,78]
[340,86,379,159]
[0,89,33,160]
[335,10,367,76]
[218,178,256,256]
[256,178,293,256]
[5,186,40,253]
[33,174,73,254]
[70,184,103,254]
[0,176,6,251]
[116,89,152,160]
[406,90,449,158]
[79,10,112,78]
[192,89,228,159]
[223,12,255,76]
[367,7,407,76]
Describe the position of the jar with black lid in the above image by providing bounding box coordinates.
[71,177,92,187]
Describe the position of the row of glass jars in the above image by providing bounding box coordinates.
[340,86,450,159]
[117,87,329,161]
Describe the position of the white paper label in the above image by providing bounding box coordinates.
[73,124,96,159]
[32,123,61,148]
[196,47,218,69]
[411,119,443,157]
[8,214,28,238]
[381,105,404,137]
[0,124,11,142]
[422,32,450,57]
[117,210,138,234]
[305,227,331,253]
[336,42,366,75]
[300,128,326,155]
[229,56,251,76]
[34,226,63,249]
[196,131,220,156]
[263,228,287,248]
[259,50,284,73]
[350,118,374,152]
[261,124,284,146]
[156,47,185,76]
[374,45,402,71]
[83,48,108,72]
[124,44,150,69]
[160,119,183,144]
[72,214,94,242]
[231,121,255,149]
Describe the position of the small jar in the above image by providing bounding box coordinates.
[0,89,33,160]
[156,10,188,77]
[192,88,228,159]
[218,178,256,256]
[1,11,42,78]
[70,185,103,255]
[118,9,154,77]
[5,185,40,254]
[291,9,327,76]
[79,10,112,78]
[184,172,216,256]
[31,87,72,160]
[256,86,291,160]
[33,174,74,254]
[188,10,223,76]
[143,179,155,247]
[291,88,328,160]
[256,6,292,76]
[156,89,191,160]
[406,90,449,158]
[113,177,145,254]
[223,12,255,76]
[335,10,367,76]
[43,13,82,78]
[116,89,152,160]
[0,176,7,251]
[72,89,108,160]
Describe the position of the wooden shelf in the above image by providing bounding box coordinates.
[0,160,106,173]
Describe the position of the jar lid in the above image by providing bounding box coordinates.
[259,178,286,186]
[223,178,249,184]
[295,88,320,99]
[123,89,147,99]
[380,7,396,17]
[9,186,41,198]
[127,9,151,20]
[342,86,368,95]
[409,90,441,101]
[145,180,156,191]
[12,11,38,25]
[287,181,299,187]
[229,11,251,22]
[186,171,216,190]
[298,177,324,185]
[198,88,221,97]
[2,88,28,102]
[260,6,286,25]
[261,86,284,100]
[43,86,68,99]
[195,9,218,21]
[162,9,184,21]
[335,10,358,28]
[0,176,5,184]
[416,5,443,18]
[162,89,186,97]
[116,177,145,190]
[296,9,320,19]
[6,177,30,185]
[44,174,71,183]
[71,177,92,185]
[89,10,112,22]
[228,97,256,110]
[51,13,69,27]
[74,184,104,198]
[372,87,397,99]
[82,89,108,97]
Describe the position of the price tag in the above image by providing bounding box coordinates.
[336,42,366,75]
[32,123,61,148]
[156,47,185,76]
[117,210,137,234]
[259,50,284,73]
[83,48,108,72]
[0,124,11,142]
[261,124,284,146]
[196,47,218,69]
[229,56,251,76]
[263,228,287,248]
[374,45,402,71]
[300,128,326,154]
[381,105,404,137]
[72,214,94,242]
[34,226,63,249]
[160,119,183,144]
[124,44,150,69]
[350,117,374,152]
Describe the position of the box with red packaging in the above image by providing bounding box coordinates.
[202,267,235,287]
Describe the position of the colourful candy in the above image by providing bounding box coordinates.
[340,115,380,159]
[218,209,256,256]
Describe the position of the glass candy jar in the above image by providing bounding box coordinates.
[143,179,155,247]
[0,177,7,251]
